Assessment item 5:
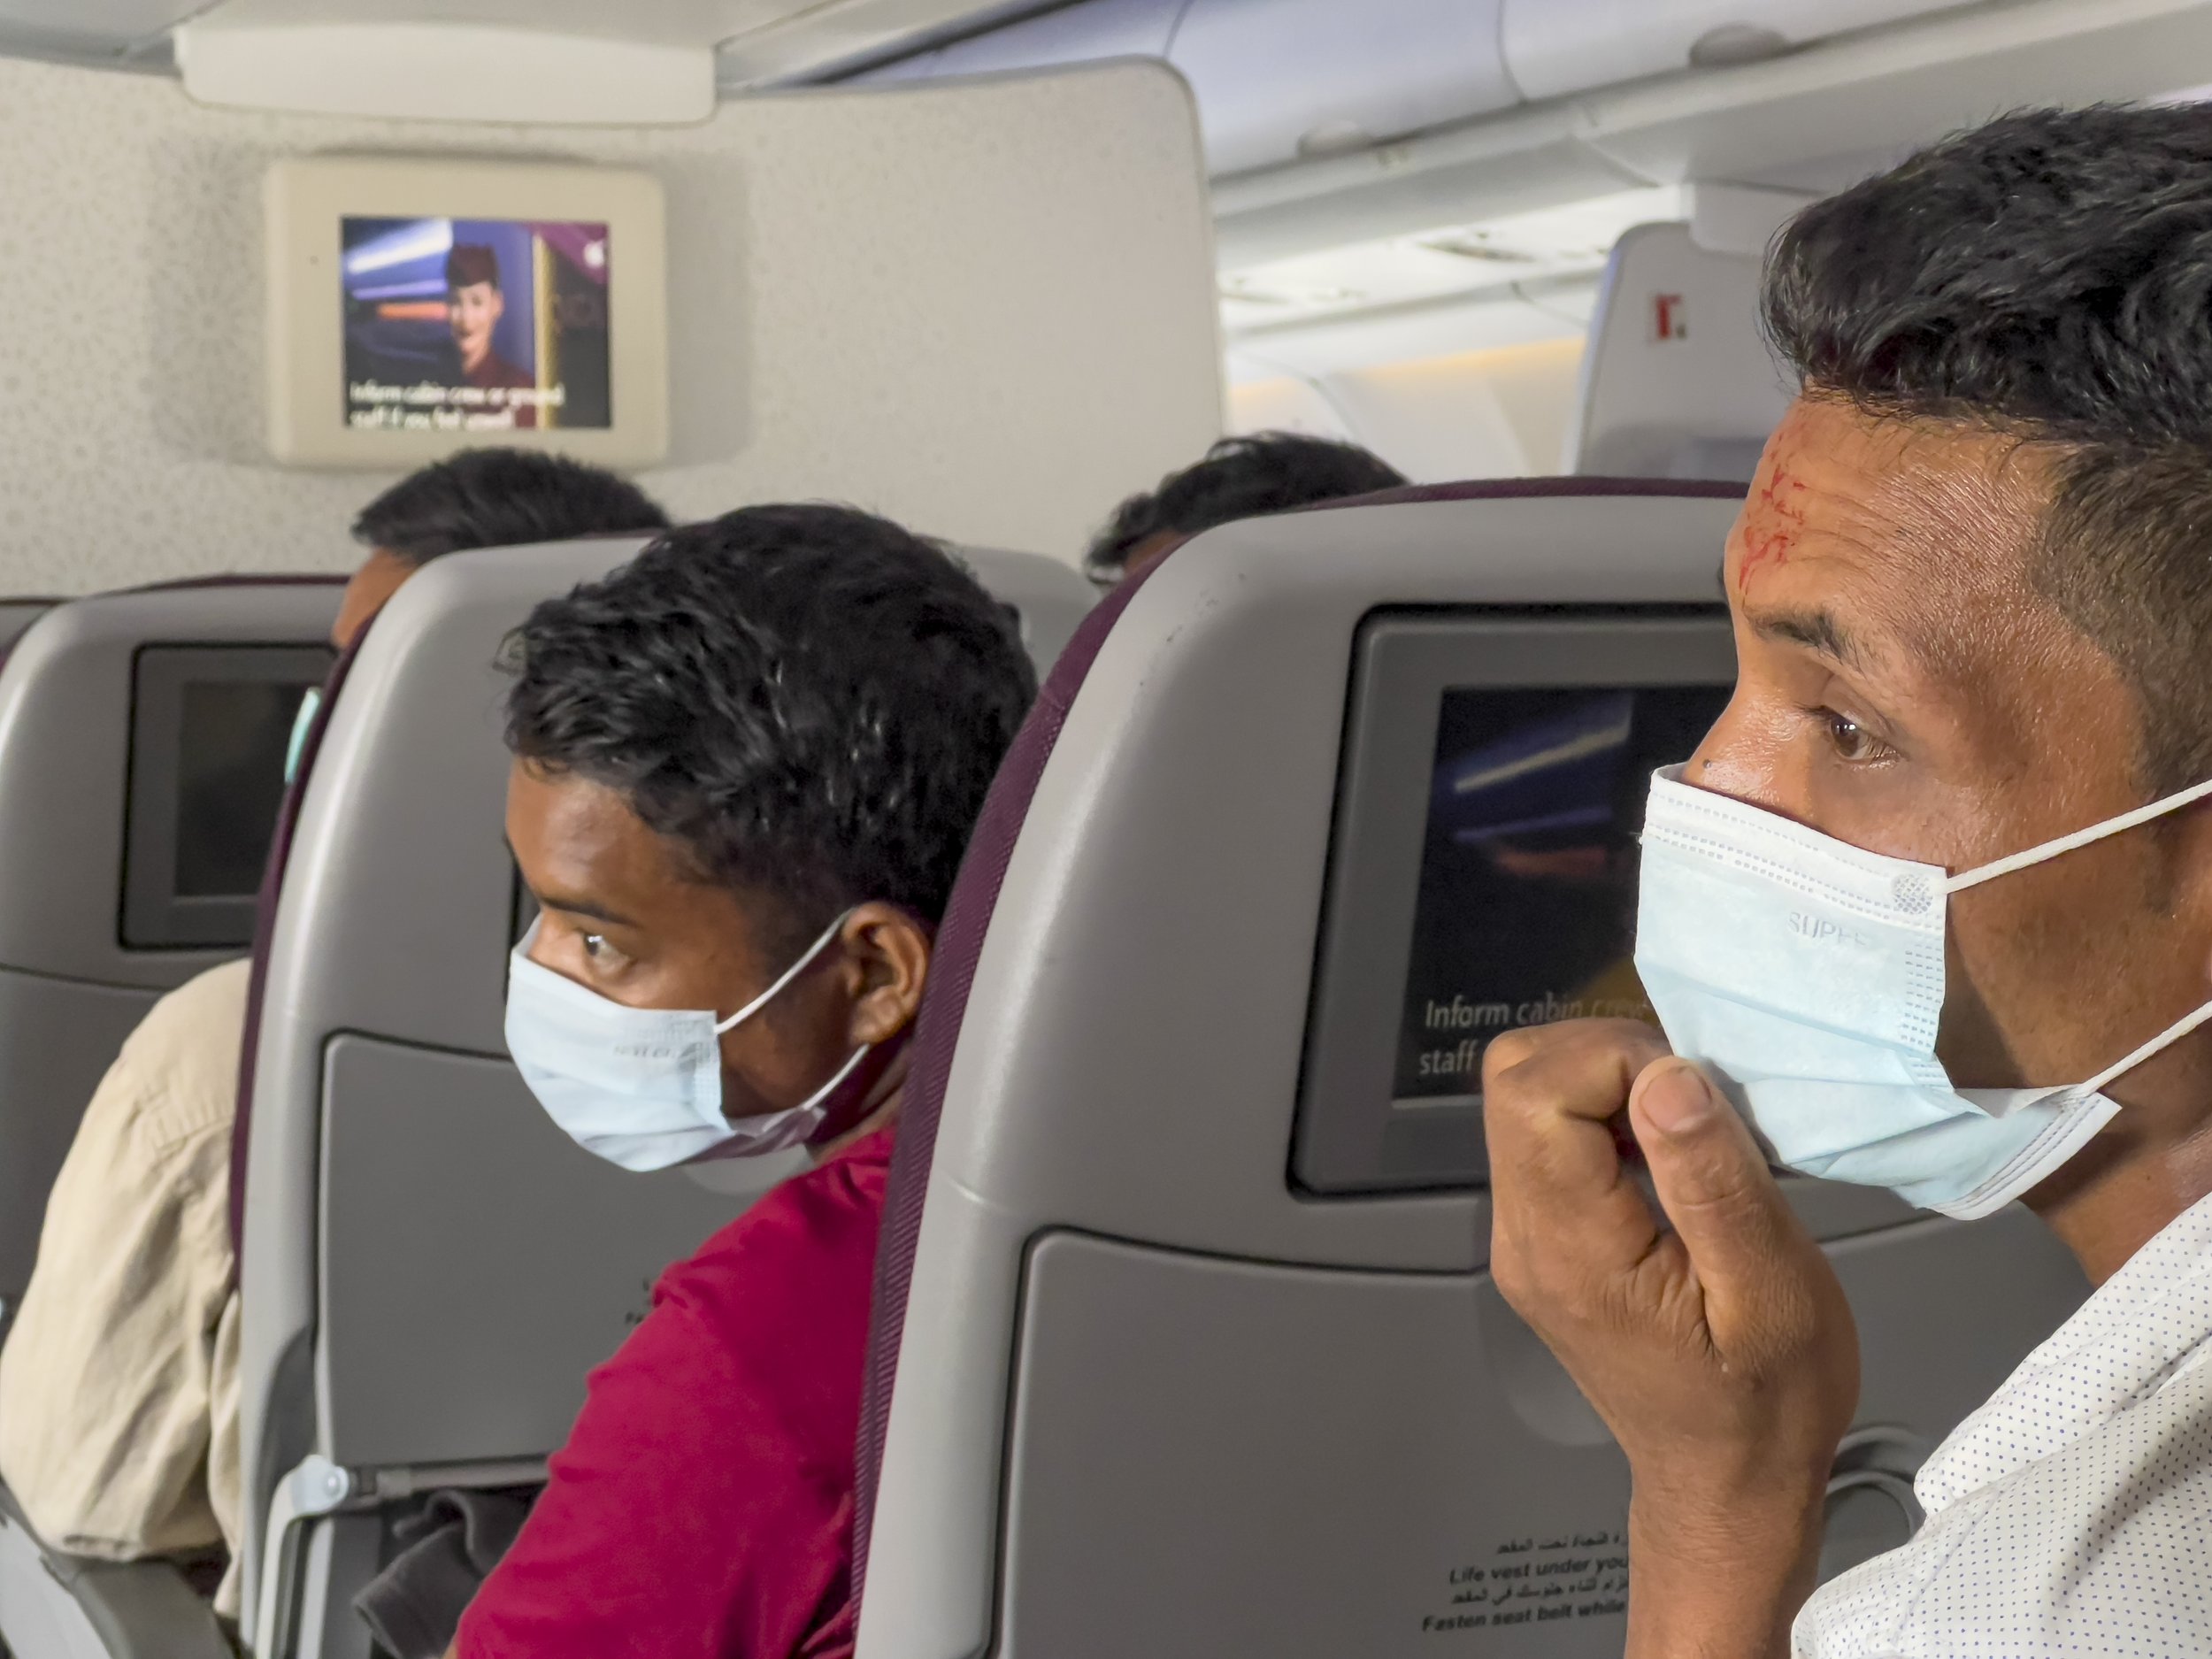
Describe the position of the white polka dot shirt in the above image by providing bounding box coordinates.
[1797,1192,2212,1656]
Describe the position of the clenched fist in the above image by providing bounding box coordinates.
[1482,1019,1860,1659]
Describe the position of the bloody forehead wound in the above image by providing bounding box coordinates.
[1734,405,1816,598]
[446,244,501,290]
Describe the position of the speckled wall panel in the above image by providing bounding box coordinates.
[0,57,1224,591]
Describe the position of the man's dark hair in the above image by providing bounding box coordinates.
[1086,432,1407,580]
[502,504,1036,941]
[1763,103,2212,792]
[352,449,671,567]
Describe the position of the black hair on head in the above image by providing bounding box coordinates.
[352,449,671,567]
[501,503,1037,946]
[1763,103,2212,791]
[1086,432,1407,580]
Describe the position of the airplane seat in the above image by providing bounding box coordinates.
[0,576,342,1328]
[1563,221,1793,483]
[232,539,1093,1659]
[224,595,390,1263]
[0,576,341,1659]
[0,598,56,661]
[849,481,2093,1659]
[0,1484,233,1659]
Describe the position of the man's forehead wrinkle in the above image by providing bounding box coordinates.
[1863,432,2063,701]
[1867,446,2045,576]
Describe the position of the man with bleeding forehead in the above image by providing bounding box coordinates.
[1484,106,2212,1655]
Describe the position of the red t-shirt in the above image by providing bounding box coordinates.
[454,1127,893,1659]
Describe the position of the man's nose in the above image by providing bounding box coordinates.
[1681,691,1793,814]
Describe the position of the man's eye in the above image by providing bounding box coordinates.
[1823,710,1882,763]
[581,933,609,960]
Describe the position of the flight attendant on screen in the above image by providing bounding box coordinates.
[445,243,536,428]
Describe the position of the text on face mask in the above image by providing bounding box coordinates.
[1787,912,1876,950]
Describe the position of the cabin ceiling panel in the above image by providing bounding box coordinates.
[173,0,825,47]
[0,0,209,58]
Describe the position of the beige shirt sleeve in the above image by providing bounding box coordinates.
[0,957,250,1607]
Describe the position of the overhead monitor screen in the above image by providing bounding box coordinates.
[1291,611,1738,1195]
[1395,685,1731,1110]
[124,645,334,949]
[341,216,612,434]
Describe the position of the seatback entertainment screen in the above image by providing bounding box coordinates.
[342,216,612,434]
[1394,685,1732,1107]
[123,644,334,949]
[1292,611,1739,1194]
[173,677,310,901]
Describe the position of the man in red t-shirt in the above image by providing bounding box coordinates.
[447,505,1036,1659]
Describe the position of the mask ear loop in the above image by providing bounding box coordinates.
[713,908,857,1035]
[1947,776,2212,893]
[1939,777,2212,1095]
[701,908,877,1151]
[2081,1002,2212,1097]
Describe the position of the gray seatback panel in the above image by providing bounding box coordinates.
[0,1484,231,1659]
[237,538,1090,1628]
[43,1558,234,1659]
[0,971,160,1319]
[0,583,342,989]
[0,580,337,1329]
[318,1033,751,1468]
[992,1210,2080,1657]
[856,488,2092,1658]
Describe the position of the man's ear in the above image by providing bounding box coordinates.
[841,901,933,1047]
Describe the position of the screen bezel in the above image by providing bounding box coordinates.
[121,643,335,950]
[265,157,669,469]
[1291,607,1736,1196]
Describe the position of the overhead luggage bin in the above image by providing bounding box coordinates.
[851,0,1185,85]
[850,481,2092,1659]
[0,578,338,1331]
[1167,0,1516,175]
[232,538,1092,1659]
[1500,0,1981,102]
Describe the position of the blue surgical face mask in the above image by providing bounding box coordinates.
[1633,764,2212,1218]
[284,687,321,787]
[504,909,866,1172]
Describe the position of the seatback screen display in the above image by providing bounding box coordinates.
[124,644,334,949]
[173,679,311,900]
[1292,611,1738,1194]
[1394,685,1732,1108]
[342,216,612,434]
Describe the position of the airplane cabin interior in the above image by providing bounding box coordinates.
[1,1,2208,1656]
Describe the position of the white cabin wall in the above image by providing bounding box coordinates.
[1227,337,1586,481]
[0,57,1223,592]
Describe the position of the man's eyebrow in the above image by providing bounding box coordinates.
[1748,606,1868,670]
[537,895,639,928]
[500,847,639,930]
